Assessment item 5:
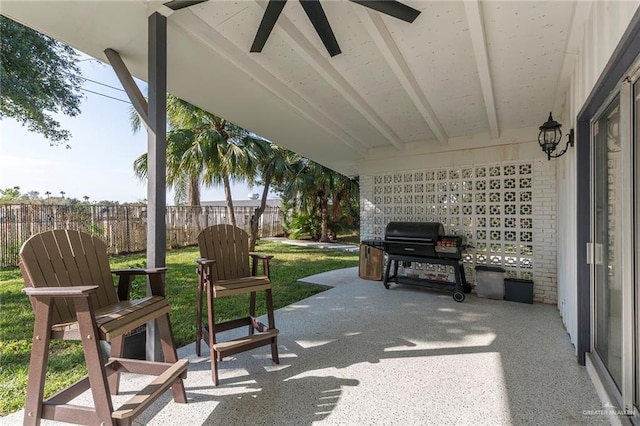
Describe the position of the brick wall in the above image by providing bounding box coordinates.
[532,161,557,303]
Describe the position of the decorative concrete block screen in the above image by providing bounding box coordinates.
[360,160,557,303]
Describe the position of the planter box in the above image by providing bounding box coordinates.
[504,278,534,304]
[359,244,384,281]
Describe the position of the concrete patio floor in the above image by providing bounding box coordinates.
[5,267,615,425]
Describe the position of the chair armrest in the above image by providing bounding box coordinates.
[23,285,98,298]
[249,253,273,278]
[195,258,216,266]
[112,267,167,276]
[112,268,168,300]
[196,258,216,287]
[249,253,274,260]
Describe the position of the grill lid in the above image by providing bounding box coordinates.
[384,221,444,243]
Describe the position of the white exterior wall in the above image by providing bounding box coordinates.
[556,1,639,348]
[359,0,640,350]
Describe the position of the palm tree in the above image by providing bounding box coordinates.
[279,160,328,242]
[247,143,297,250]
[195,117,262,227]
[277,159,358,242]
[132,128,204,206]
[328,174,359,230]
[131,95,267,227]
[131,96,205,206]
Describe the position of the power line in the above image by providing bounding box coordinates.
[80,87,130,104]
[71,72,138,105]
[61,65,143,105]
[65,71,127,93]
[62,68,128,93]
[80,76,126,93]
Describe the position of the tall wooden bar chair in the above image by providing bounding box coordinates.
[195,224,279,385]
[19,230,188,426]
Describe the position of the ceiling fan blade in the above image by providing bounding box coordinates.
[251,0,288,52]
[163,0,208,11]
[349,0,420,23]
[299,0,341,57]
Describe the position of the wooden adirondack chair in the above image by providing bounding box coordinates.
[19,230,188,426]
[195,224,279,385]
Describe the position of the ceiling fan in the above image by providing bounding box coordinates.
[251,0,420,57]
[164,0,421,58]
[164,0,208,11]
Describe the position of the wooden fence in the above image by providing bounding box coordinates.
[0,204,283,268]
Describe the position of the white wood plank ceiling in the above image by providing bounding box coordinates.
[2,1,589,176]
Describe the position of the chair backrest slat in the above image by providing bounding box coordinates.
[19,233,71,324]
[71,230,115,307]
[197,225,251,281]
[238,230,250,274]
[20,230,120,325]
[212,225,231,279]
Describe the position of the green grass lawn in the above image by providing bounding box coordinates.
[0,240,358,417]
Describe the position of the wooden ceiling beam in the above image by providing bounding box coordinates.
[355,7,449,146]
[464,0,500,139]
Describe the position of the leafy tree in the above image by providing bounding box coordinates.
[0,186,21,203]
[0,187,40,203]
[0,16,83,145]
[24,191,41,200]
[0,188,119,206]
[285,210,322,241]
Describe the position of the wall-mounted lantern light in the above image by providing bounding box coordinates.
[538,112,574,160]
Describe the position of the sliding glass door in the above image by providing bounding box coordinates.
[591,61,640,420]
[592,95,623,390]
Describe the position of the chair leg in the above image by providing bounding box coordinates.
[196,271,204,357]
[270,341,280,365]
[248,291,256,335]
[206,282,219,386]
[107,335,125,395]
[265,289,279,364]
[23,297,53,426]
[75,297,115,425]
[212,356,219,386]
[156,314,187,403]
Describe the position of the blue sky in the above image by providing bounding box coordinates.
[0,58,259,204]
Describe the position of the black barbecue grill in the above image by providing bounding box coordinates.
[371,221,471,302]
